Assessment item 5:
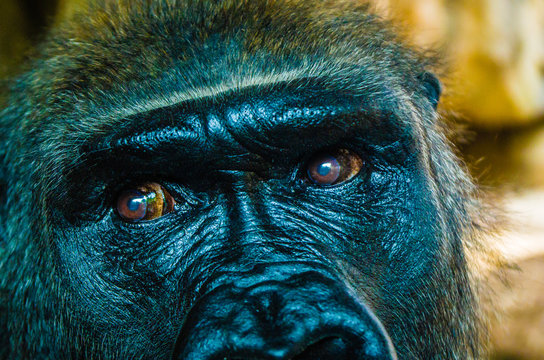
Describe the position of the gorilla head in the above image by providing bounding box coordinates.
[0,0,490,359]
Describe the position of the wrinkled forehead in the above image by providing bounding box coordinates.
[26,0,425,128]
[84,76,409,147]
[61,77,417,186]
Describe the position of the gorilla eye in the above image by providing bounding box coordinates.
[306,149,363,186]
[116,182,176,222]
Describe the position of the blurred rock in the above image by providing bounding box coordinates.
[488,190,544,360]
[462,123,544,189]
[0,2,31,77]
[490,255,544,360]
[499,191,544,261]
[56,0,87,19]
[0,0,59,78]
[374,0,449,47]
[517,124,544,186]
[376,0,544,127]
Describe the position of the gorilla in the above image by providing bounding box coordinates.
[0,0,492,358]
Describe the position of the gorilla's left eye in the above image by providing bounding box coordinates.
[116,182,176,222]
[306,149,364,186]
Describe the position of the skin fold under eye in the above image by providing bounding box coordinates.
[116,182,176,222]
[306,148,364,186]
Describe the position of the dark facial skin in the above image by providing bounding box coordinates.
[57,82,436,358]
[0,1,486,359]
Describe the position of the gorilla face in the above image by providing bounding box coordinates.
[0,1,484,359]
[60,82,439,358]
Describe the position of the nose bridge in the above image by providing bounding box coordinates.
[217,180,342,277]
[222,182,328,269]
[179,185,331,306]
[217,180,298,272]
[229,178,264,219]
[223,177,265,238]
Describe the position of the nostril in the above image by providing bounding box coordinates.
[294,337,351,360]
[172,273,397,360]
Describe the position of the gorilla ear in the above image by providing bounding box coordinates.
[419,72,442,110]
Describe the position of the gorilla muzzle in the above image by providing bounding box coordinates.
[172,264,397,359]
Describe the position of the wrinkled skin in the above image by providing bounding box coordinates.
[0,0,487,359]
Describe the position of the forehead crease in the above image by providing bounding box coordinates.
[57,51,408,139]
[79,77,405,157]
[68,71,308,143]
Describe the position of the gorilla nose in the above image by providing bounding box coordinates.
[172,270,397,359]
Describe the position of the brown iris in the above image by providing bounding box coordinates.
[306,149,364,186]
[116,182,175,222]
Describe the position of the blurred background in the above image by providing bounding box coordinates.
[0,0,542,358]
